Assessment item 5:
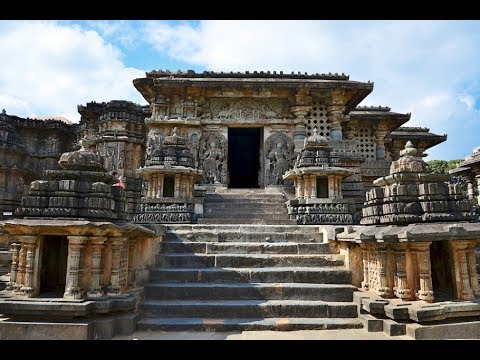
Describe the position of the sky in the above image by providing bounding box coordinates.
[0,20,479,160]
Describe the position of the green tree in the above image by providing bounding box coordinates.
[427,159,463,174]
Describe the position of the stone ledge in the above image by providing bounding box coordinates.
[0,294,136,317]
[0,312,138,340]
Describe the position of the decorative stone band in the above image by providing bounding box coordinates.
[133,212,192,224]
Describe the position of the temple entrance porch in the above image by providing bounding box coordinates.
[228,127,262,188]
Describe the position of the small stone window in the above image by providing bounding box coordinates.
[163,176,175,197]
[316,176,328,198]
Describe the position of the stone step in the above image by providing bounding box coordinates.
[197,218,297,225]
[204,202,288,209]
[204,209,289,216]
[165,231,323,243]
[161,241,332,254]
[166,224,323,233]
[137,317,363,331]
[156,253,344,268]
[202,213,291,220]
[149,267,352,284]
[204,195,286,202]
[140,300,358,318]
[143,282,356,301]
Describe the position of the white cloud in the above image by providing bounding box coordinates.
[0,21,146,122]
[141,20,480,159]
[458,94,476,111]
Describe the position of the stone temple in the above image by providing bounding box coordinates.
[0,70,479,340]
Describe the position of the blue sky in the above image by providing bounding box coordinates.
[1,20,479,160]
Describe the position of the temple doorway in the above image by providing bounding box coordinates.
[430,241,454,300]
[40,235,68,296]
[228,128,261,188]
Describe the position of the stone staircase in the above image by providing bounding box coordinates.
[198,189,296,225]
[137,223,362,331]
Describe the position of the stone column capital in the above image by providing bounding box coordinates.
[409,241,432,252]
[67,236,88,246]
[18,235,39,245]
[89,236,107,246]
[450,240,472,250]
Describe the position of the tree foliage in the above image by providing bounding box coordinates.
[427,159,463,174]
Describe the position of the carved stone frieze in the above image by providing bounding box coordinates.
[209,98,288,120]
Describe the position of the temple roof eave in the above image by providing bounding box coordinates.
[336,222,480,243]
[132,76,374,110]
[0,219,155,238]
[138,165,204,180]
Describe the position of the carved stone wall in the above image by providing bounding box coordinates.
[0,110,79,219]
[264,132,295,185]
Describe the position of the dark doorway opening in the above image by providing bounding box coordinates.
[163,176,175,197]
[228,128,261,188]
[316,177,329,198]
[40,235,68,296]
[430,241,454,301]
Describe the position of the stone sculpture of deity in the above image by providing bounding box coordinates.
[203,141,224,184]
[267,140,290,185]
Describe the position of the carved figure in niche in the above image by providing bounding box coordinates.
[264,132,294,185]
[199,131,227,184]
[203,142,224,184]
[267,141,290,184]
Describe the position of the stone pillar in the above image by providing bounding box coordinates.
[303,176,310,199]
[6,243,20,291]
[467,180,475,201]
[297,178,304,199]
[451,241,475,300]
[360,244,369,291]
[476,175,480,205]
[147,176,153,198]
[87,236,107,298]
[392,244,413,300]
[20,239,38,297]
[328,175,335,198]
[15,244,26,291]
[310,175,317,199]
[158,174,164,198]
[293,123,307,154]
[376,244,392,297]
[152,175,158,197]
[327,91,346,141]
[64,236,87,300]
[174,174,181,198]
[467,241,480,297]
[127,239,135,287]
[411,242,434,302]
[107,237,127,296]
[181,175,187,197]
[188,175,194,199]
[375,126,388,160]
